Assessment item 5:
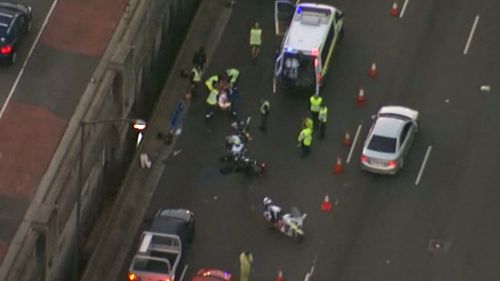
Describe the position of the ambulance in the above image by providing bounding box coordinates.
[274,1,344,95]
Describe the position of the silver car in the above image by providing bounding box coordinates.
[361,106,419,174]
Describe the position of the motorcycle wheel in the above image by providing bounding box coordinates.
[220,166,234,174]
[292,231,304,243]
[251,163,266,176]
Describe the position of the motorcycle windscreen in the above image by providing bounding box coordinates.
[274,0,295,35]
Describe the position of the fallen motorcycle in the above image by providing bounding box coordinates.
[262,197,307,242]
[220,153,266,177]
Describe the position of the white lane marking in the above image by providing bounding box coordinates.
[272,77,276,93]
[463,15,479,55]
[303,255,317,281]
[415,145,432,186]
[399,0,410,18]
[179,264,189,281]
[346,124,362,164]
[0,0,60,119]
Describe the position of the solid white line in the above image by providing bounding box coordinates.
[0,0,60,119]
[415,145,432,186]
[399,0,410,18]
[463,15,479,55]
[346,124,362,164]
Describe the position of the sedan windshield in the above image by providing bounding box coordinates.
[368,135,396,153]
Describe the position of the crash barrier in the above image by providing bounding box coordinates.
[0,0,200,280]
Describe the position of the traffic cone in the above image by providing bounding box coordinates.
[368,62,377,78]
[321,194,332,212]
[343,131,352,147]
[276,268,285,281]
[356,87,366,105]
[333,156,344,175]
[390,2,399,17]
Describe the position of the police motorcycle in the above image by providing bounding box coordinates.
[262,197,307,242]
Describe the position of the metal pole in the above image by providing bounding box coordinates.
[74,122,84,281]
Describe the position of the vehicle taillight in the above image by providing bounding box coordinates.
[0,45,12,55]
[387,160,397,168]
[361,154,368,163]
[128,273,139,281]
[164,278,171,281]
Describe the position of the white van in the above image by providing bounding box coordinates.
[274,1,344,95]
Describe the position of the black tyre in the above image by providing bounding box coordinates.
[292,232,304,243]
[8,52,16,65]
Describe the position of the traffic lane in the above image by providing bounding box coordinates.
[298,1,496,280]
[147,112,322,280]
[310,0,500,279]
[0,0,55,106]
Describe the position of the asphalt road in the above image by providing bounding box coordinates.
[126,0,500,280]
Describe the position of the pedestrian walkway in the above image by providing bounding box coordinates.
[81,1,233,280]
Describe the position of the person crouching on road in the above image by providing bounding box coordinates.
[205,88,219,119]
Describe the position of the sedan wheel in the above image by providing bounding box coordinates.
[9,52,17,65]
[27,21,32,33]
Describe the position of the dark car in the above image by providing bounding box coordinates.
[151,208,195,244]
[0,1,32,65]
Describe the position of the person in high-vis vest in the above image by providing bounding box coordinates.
[226,68,240,87]
[297,126,313,157]
[259,99,271,132]
[239,251,253,281]
[318,105,328,140]
[205,88,219,119]
[190,65,202,96]
[303,117,314,131]
[205,74,220,92]
[249,22,262,60]
[309,94,323,128]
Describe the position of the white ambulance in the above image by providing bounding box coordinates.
[274,1,344,95]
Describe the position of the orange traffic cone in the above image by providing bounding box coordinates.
[276,268,285,281]
[321,194,332,212]
[390,2,399,17]
[333,156,344,175]
[356,87,366,105]
[343,131,352,146]
[368,62,377,78]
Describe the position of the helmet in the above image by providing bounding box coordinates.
[263,197,272,205]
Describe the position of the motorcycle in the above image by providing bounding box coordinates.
[262,197,307,242]
[220,152,266,176]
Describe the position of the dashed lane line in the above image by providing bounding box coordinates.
[346,124,362,164]
[463,15,479,55]
[400,0,410,18]
[415,145,432,186]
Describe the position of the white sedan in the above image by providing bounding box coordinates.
[361,106,419,174]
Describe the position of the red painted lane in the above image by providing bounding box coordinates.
[0,102,66,199]
[0,239,7,264]
[40,0,127,57]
